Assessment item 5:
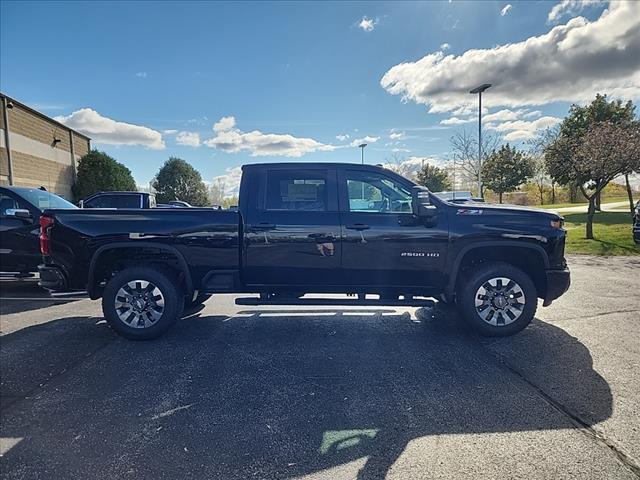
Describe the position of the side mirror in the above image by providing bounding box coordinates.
[78,200,84,208]
[411,186,436,217]
[5,208,32,220]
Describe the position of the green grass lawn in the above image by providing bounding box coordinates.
[563,211,639,255]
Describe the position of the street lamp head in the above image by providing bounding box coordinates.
[358,143,367,149]
[469,83,492,94]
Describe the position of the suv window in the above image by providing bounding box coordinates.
[0,193,20,216]
[7,189,76,211]
[346,171,412,214]
[265,170,327,211]
[84,194,141,209]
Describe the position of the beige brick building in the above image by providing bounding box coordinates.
[1,93,90,199]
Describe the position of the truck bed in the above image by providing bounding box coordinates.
[44,208,241,292]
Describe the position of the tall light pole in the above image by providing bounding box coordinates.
[358,143,368,199]
[358,143,367,165]
[469,83,491,198]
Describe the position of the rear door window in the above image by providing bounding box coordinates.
[265,170,328,211]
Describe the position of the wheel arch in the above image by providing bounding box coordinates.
[446,241,549,300]
[88,242,193,300]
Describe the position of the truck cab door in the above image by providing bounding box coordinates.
[243,167,341,288]
[0,191,40,273]
[338,168,449,290]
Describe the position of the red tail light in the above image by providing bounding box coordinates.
[39,215,55,255]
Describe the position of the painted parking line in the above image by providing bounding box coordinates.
[0,297,88,302]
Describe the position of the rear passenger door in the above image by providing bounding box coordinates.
[243,167,341,287]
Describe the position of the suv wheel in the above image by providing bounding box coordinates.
[458,262,537,336]
[102,267,183,340]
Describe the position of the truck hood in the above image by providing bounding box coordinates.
[449,201,562,221]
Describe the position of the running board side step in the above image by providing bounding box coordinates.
[235,297,435,307]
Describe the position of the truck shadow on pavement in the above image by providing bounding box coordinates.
[0,279,82,315]
[0,305,612,480]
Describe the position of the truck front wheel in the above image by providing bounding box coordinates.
[102,266,184,340]
[457,262,537,336]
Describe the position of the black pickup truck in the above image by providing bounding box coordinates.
[38,163,570,339]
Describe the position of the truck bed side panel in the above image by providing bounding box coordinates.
[45,209,240,290]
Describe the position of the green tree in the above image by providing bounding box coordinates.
[72,150,137,202]
[528,128,558,205]
[151,157,209,206]
[549,122,640,239]
[415,164,451,192]
[482,144,533,203]
[548,94,637,211]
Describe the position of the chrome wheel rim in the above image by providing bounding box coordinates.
[115,280,165,329]
[474,277,525,327]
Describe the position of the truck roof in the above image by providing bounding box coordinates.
[242,162,393,171]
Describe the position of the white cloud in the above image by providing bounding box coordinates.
[487,116,562,141]
[336,133,350,141]
[213,116,236,132]
[162,129,178,135]
[440,116,475,125]
[482,108,534,123]
[135,72,147,79]
[548,0,604,23]
[440,43,451,51]
[381,2,640,115]
[55,108,165,149]
[500,4,512,16]
[391,147,411,153]
[389,131,406,140]
[350,136,380,147]
[176,131,201,147]
[205,116,335,157]
[211,166,243,198]
[358,16,378,32]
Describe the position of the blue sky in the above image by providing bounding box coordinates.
[2,0,637,193]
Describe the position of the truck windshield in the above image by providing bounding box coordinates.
[16,189,77,211]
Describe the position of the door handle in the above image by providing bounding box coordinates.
[253,222,276,230]
[345,223,370,231]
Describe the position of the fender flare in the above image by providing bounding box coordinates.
[87,242,193,299]
[444,241,550,298]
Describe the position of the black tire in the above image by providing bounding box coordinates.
[102,266,184,340]
[185,293,212,309]
[457,262,537,337]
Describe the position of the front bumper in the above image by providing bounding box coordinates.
[38,264,68,291]
[543,267,571,306]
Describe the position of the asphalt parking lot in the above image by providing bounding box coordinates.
[1,255,639,479]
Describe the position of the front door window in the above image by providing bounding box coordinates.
[346,172,412,214]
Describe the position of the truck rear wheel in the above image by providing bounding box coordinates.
[457,262,537,336]
[102,266,184,340]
